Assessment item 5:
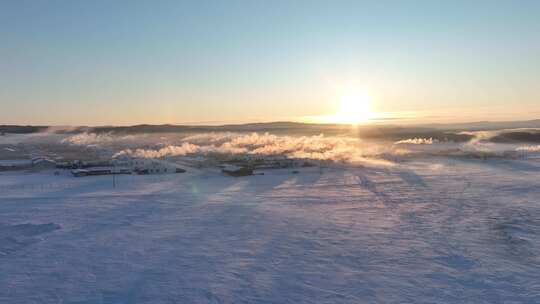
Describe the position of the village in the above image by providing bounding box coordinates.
[0,152,318,178]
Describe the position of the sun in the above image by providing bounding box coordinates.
[331,92,374,124]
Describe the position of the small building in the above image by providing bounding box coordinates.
[221,165,253,177]
[113,156,186,175]
[0,157,56,171]
[0,159,32,171]
[31,157,57,170]
[71,167,132,177]
[72,168,111,177]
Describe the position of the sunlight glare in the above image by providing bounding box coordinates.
[332,92,374,124]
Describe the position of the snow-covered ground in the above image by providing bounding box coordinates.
[1,158,540,303]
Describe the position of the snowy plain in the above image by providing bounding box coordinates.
[1,156,540,303]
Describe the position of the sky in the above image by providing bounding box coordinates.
[1,0,539,126]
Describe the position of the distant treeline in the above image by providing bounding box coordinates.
[0,125,48,134]
[491,132,540,143]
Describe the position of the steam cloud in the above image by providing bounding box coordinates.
[516,145,540,152]
[62,132,139,146]
[395,138,437,145]
[113,132,372,162]
[57,128,540,164]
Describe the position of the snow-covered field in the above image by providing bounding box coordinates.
[1,157,539,303]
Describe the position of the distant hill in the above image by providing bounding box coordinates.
[56,122,354,136]
[48,119,540,134]
[2,120,540,143]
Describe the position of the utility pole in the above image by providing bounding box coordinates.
[112,162,116,188]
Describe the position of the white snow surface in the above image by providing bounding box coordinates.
[1,158,540,303]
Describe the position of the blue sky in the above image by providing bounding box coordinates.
[1,0,539,125]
